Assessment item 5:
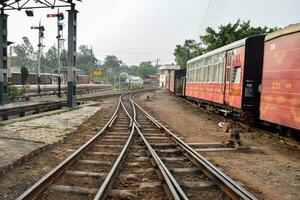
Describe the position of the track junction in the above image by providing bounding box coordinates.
[16,91,258,200]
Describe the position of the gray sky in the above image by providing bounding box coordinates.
[7,0,300,66]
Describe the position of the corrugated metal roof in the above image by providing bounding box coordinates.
[187,37,247,64]
[266,23,300,41]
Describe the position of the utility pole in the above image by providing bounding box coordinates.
[0,10,8,104]
[31,21,45,94]
[156,58,160,74]
[47,11,64,97]
[67,3,77,107]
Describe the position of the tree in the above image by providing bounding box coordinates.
[174,19,278,68]
[173,39,204,69]
[127,65,139,76]
[138,61,156,79]
[200,19,278,52]
[13,37,34,70]
[77,45,98,74]
[21,65,29,85]
[43,45,58,73]
[103,55,121,71]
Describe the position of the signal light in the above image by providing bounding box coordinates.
[58,24,63,31]
[58,13,64,21]
[40,26,45,31]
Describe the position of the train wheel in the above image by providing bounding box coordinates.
[240,111,254,124]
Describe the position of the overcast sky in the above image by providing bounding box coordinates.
[7,0,300,66]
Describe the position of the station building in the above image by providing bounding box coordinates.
[158,64,180,88]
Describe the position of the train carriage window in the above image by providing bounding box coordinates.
[208,65,214,82]
[198,67,200,83]
[202,67,206,82]
[206,66,209,82]
[218,63,224,83]
[214,64,219,82]
[232,66,241,84]
[226,51,233,82]
[200,67,204,82]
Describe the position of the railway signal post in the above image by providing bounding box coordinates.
[47,11,65,98]
[0,10,8,105]
[67,3,77,107]
[31,22,45,94]
[0,0,79,106]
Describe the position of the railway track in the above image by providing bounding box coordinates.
[17,92,258,200]
[0,91,123,121]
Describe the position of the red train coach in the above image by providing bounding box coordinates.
[186,35,265,121]
[168,69,186,96]
[260,24,300,131]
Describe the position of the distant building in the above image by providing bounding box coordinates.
[126,75,143,86]
[158,64,180,87]
[144,75,159,87]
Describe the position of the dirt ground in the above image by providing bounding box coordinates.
[0,97,118,200]
[135,89,300,200]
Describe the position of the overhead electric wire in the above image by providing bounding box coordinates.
[208,0,222,28]
[196,0,228,37]
[197,0,217,36]
[210,0,228,28]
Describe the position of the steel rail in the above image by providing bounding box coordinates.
[120,93,187,199]
[134,123,188,200]
[16,95,125,200]
[93,125,135,200]
[129,93,141,128]
[120,95,133,127]
[130,95,258,200]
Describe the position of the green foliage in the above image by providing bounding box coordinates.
[174,39,204,69]
[13,37,34,68]
[174,19,279,68]
[77,45,98,74]
[127,65,139,76]
[103,55,122,71]
[22,84,30,95]
[20,65,29,85]
[42,45,58,73]
[200,19,278,52]
[8,85,19,98]
[138,62,157,79]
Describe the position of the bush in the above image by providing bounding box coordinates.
[21,65,29,85]
[22,83,30,94]
[8,85,20,98]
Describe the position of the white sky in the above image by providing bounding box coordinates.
[7,0,300,66]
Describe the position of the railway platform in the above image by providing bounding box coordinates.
[0,102,102,177]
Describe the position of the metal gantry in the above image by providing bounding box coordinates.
[0,0,80,107]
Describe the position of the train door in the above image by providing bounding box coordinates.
[181,77,186,96]
[224,50,234,105]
